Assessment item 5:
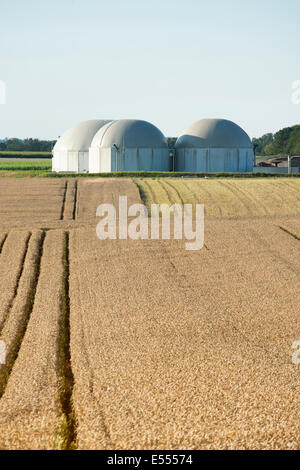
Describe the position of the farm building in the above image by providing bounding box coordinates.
[268,156,300,169]
[52,119,112,172]
[175,119,254,173]
[89,119,170,173]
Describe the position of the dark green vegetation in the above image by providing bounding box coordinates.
[1,138,176,152]
[252,125,300,156]
[167,137,177,148]
[252,133,274,156]
[0,138,55,152]
[1,169,300,178]
[0,151,51,159]
[46,171,300,178]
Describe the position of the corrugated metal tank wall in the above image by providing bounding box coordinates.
[89,147,170,173]
[111,148,170,171]
[52,150,68,172]
[52,151,89,172]
[175,148,254,172]
[89,147,111,173]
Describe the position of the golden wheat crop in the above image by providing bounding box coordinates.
[0,178,66,229]
[135,178,300,218]
[0,231,30,329]
[0,230,69,449]
[77,178,141,220]
[69,218,300,450]
[0,177,299,449]
[0,231,41,397]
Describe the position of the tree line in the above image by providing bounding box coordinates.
[252,125,300,156]
[2,137,175,151]
[0,138,56,152]
[1,125,299,155]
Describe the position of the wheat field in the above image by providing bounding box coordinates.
[135,178,300,218]
[0,177,299,449]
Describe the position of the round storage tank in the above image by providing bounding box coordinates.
[52,119,112,173]
[175,119,254,173]
[89,119,170,173]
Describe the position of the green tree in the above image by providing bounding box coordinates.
[4,138,56,151]
[252,133,273,156]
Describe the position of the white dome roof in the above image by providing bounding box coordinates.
[53,119,113,152]
[175,119,252,149]
[90,119,168,149]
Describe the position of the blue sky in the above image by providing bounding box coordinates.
[0,0,300,140]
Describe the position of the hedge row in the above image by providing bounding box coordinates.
[0,151,52,159]
[1,169,300,178]
[45,171,300,178]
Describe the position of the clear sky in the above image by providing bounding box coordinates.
[0,0,300,140]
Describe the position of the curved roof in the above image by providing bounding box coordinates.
[175,119,252,149]
[90,119,168,149]
[53,119,113,152]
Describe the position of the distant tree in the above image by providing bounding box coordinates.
[6,138,25,151]
[3,138,56,152]
[167,137,177,148]
[264,143,275,156]
[24,138,42,151]
[252,133,274,156]
[264,125,300,155]
[285,125,300,154]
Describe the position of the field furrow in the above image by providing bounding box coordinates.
[0,234,31,333]
[162,180,185,206]
[231,180,299,216]
[139,179,159,206]
[61,180,77,220]
[156,180,174,205]
[216,180,253,215]
[0,230,70,450]
[0,233,8,254]
[189,181,224,216]
[225,180,268,216]
[73,180,78,220]
[0,231,43,396]
[269,180,300,212]
[173,180,199,205]
[60,181,68,220]
[0,231,31,330]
